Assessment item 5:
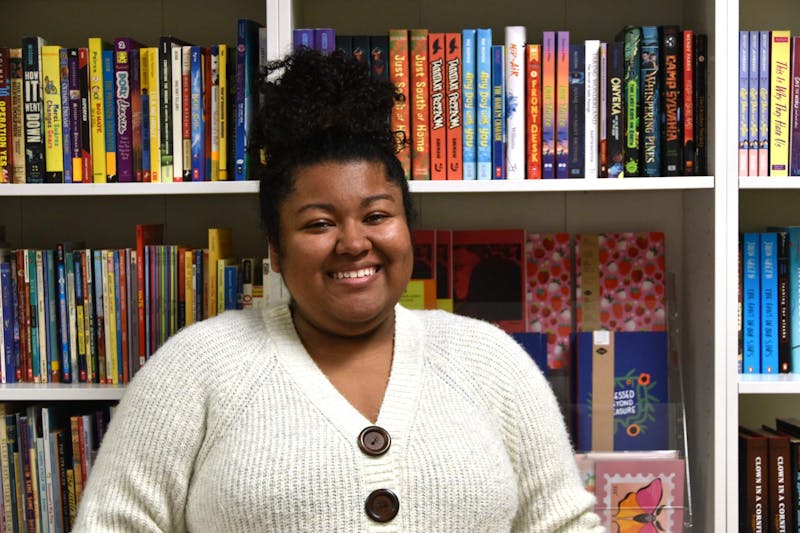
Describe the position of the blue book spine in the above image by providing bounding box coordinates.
[59,48,72,183]
[743,233,761,373]
[190,46,204,181]
[641,26,661,177]
[292,28,314,51]
[56,248,70,382]
[568,43,585,178]
[44,250,58,382]
[224,265,239,310]
[102,49,117,182]
[27,250,40,383]
[476,28,492,180]
[739,31,749,176]
[235,19,262,181]
[314,28,336,55]
[113,250,123,382]
[761,232,779,373]
[491,44,505,179]
[0,263,15,383]
[461,29,477,180]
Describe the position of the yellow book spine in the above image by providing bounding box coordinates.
[147,47,161,182]
[41,45,64,178]
[218,45,228,180]
[104,251,119,385]
[770,30,791,176]
[185,249,195,326]
[88,38,107,182]
[207,228,232,318]
[210,46,220,180]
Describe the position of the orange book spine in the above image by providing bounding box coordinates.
[389,29,411,180]
[527,44,542,179]
[445,33,463,180]
[428,33,446,180]
[410,29,430,180]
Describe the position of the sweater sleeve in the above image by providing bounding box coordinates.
[498,334,604,532]
[73,331,210,532]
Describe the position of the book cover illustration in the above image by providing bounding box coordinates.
[594,457,685,533]
[525,232,571,370]
[576,232,666,332]
[453,229,525,333]
[574,330,669,452]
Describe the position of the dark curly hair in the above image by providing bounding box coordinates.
[249,48,416,251]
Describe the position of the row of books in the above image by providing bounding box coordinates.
[0,404,113,533]
[739,418,800,532]
[0,18,264,184]
[0,225,266,385]
[737,30,800,177]
[407,229,667,370]
[302,25,707,180]
[739,229,800,375]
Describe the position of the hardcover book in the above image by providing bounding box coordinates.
[606,41,624,178]
[113,37,142,182]
[462,29,476,180]
[769,30,791,176]
[640,26,661,177]
[526,232,572,370]
[618,26,642,177]
[491,44,505,179]
[742,233,760,373]
[573,330,669,452]
[584,40,600,180]
[567,43,584,179]
[509,332,547,374]
[541,31,556,178]
[504,26,526,180]
[738,427,768,532]
[682,30,695,175]
[453,229,525,333]
[444,32,462,180]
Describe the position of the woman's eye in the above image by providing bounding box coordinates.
[365,213,389,223]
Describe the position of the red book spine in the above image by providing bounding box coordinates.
[410,29,430,180]
[682,30,695,175]
[118,249,129,384]
[445,33,463,180]
[526,44,542,179]
[389,30,411,180]
[428,33,446,180]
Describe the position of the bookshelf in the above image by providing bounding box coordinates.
[0,0,727,531]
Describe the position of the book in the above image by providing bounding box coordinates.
[181,45,192,180]
[661,25,682,176]
[640,26,661,177]
[790,36,800,176]
[22,36,47,183]
[694,33,707,175]
[476,28,492,180]
[760,232,779,373]
[526,44,542,179]
[207,228,232,319]
[758,31,770,177]
[574,330,669,452]
[453,228,525,333]
[233,19,263,181]
[139,47,159,182]
[314,28,336,55]
[509,332,547,374]
[444,32,462,180]
[567,43,584,179]
[593,456,685,532]
[769,30,791,176]
[584,40,600,180]
[88,38,111,183]
[542,31,556,178]
[369,35,388,81]
[461,29,477,180]
[334,35,352,58]
[555,31,569,178]
[9,47,25,183]
[136,224,163,365]
[102,47,117,182]
[525,232,572,370]
[190,46,205,181]
[351,35,370,67]
[217,44,228,181]
[428,33,446,180]
[606,41,624,178]
[113,37,142,182]
[504,26,525,180]
[159,36,189,182]
[773,230,791,372]
[598,42,608,178]
[292,28,313,51]
[410,29,430,180]
[0,48,12,183]
[750,425,794,532]
[748,30,759,176]
[389,29,411,180]
[738,427,768,532]
[67,49,85,183]
[41,45,64,183]
[742,232,760,373]
[618,26,642,177]
[491,44,505,179]
[681,30,695,175]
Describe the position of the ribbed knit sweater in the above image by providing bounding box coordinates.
[74,303,602,532]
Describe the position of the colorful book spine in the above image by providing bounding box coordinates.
[217,44,227,181]
[202,47,212,180]
[314,28,336,55]
[10,48,25,183]
[790,36,800,176]
[410,28,430,180]
[0,264,13,382]
[190,46,204,181]
[555,31,570,178]
[159,37,186,182]
[491,44,505,179]
[742,232,760,373]
[138,48,152,182]
[292,28,314,51]
[56,47,71,184]
[351,35,370,67]
[88,38,109,183]
[389,29,411,180]
[78,47,93,182]
[606,41,624,178]
[209,45,221,181]
[476,28,492,180]
[504,26,525,180]
[661,25,682,176]
[774,231,791,372]
[181,45,192,181]
[0,48,11,183]
[739,31,750,177]
[598,42,607,177]
[113,38,141,182]
[428,33,446,180]
[748,30,759,176]
[369,35,389,81]
[170,45,184,181]
[682,30,695,175]
[620,26,641,177]
[769,30,791,177]
[761,232,779,373]
[567,43,584,179]
[41,45,64,183]
[102,49,117,182]
[640,26,660,177]
[445,32,462,180]
[694,33,707,175]
[234,19,263,181]
[461,29,476,180]
[147,46,161,182]
[526,44,541,179]
[759,31,770,177]
[21,36,46,183]
[584,40,600,180]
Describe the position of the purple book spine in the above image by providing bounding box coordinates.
[314,29,336,55]
[292,29,313,51]
[790,36,800,175]
[113,38,140,182]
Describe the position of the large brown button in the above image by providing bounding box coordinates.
[364,489,399,522]
[358,426,391,456]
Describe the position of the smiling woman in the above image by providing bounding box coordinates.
[73,48,603,532]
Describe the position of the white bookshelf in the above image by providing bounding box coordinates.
[0,384,126,402]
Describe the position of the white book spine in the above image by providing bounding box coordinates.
[171,45,183,181]
[584,40,601,179]
[599,42,608,177]
[504,26,526,179]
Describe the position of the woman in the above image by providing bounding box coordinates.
[75,48,601,532]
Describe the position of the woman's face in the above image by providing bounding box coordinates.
[271,159,414,337]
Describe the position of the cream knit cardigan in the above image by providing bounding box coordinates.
[74,303,602,532]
